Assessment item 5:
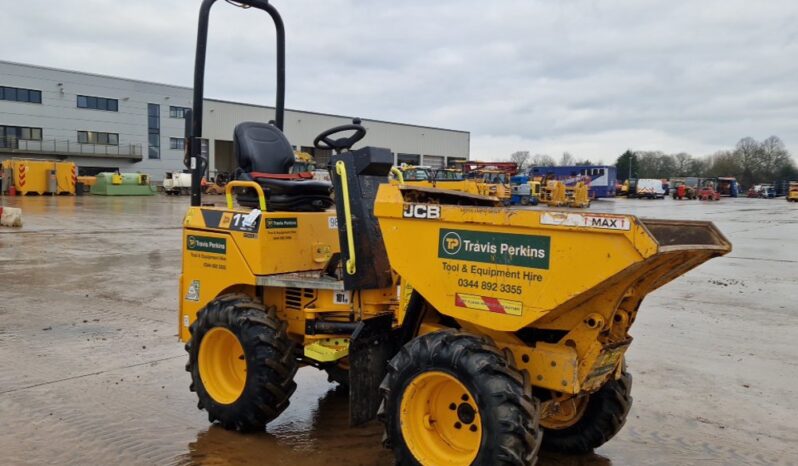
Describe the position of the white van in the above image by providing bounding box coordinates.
[634,179,665,199]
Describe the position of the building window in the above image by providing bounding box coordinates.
[0,86,42,104]
[77,131,119,145]
[148,103,160,159]
[1,125,43,148]
[77,95,118,111]
[169,137,185,150]
[169,106,190,119]
[0,126,43,141]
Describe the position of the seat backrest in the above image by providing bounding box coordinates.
[234,122,294,174]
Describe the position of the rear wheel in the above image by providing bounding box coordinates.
[186,293,298,431]
[541,369,633,454]
[379,330,541,466]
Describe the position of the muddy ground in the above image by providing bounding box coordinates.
[0,194,796,466]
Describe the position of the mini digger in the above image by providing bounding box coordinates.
[178,2,732,465]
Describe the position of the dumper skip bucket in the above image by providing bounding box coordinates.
[374,185,731,332]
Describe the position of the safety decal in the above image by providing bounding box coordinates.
[185,280,200,301]
[18,164,27,187]
[454,293,522,316]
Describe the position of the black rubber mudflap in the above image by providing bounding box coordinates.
[349,314,397,426]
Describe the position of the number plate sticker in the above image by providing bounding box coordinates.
[200,209,261,234]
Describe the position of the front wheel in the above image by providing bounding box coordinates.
[541,369,633,454]
[185,293,298,431]
[379,330,541,466]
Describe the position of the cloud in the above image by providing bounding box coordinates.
[1,0,796,164]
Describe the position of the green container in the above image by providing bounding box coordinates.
[90,172,156,196]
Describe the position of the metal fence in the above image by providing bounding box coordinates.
[0,137,143,160]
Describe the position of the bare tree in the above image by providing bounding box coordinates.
[707,150,741,178]
[531,153,557,167]
[733,137,765,186]
[559,151,574,166]
[688,157,709,177]
[673,152,692,176]
[509,151,530,170]
[759,135,790,179]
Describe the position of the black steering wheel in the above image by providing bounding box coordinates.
[313,118,366,152]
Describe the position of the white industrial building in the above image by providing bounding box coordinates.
[0,60,470,181]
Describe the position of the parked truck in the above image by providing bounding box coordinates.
[163,171,192,195]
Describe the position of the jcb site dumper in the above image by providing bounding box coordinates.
[178,2,731,465]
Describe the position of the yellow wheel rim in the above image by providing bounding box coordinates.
[198,327,247,405]
[540,394,588,430]
[399,371,482,465]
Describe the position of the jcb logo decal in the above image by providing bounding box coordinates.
[442,231,462,254]
[403,204,440,219]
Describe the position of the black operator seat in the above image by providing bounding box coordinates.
[233,122,334,211]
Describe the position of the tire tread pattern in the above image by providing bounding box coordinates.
[379,329,542,466]
[185,293,298,431]
[541,370,633,454]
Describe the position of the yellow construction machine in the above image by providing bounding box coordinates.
[787,181,798,202]
[537,179,590,208]
[393,165,510,205]
[178,2,731,465]
[470,168,512,203]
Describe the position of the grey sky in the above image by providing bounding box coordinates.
[1,0,796,163]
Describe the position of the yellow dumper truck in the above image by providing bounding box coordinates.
[177,2,731,465]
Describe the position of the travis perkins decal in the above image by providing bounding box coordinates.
[438,229,550,270]
[187,235,226,254]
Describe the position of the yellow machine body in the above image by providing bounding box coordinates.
[375,184,729,393]
[788,181,798,202]
[540,180,567,207]
[180,181,729,398]
[567,181,591,208]
[1,159,76,195]
[179,204,341,342]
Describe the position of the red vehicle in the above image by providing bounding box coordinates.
[671,179,696,200]
[697,180,720,201]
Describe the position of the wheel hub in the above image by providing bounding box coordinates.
[198,327,247,405]
[399,371,482,466]
[456,402,476,424]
